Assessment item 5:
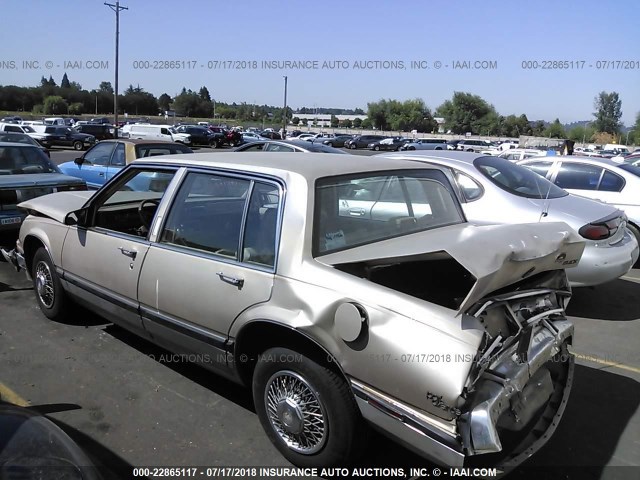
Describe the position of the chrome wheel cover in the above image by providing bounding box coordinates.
[35,261,55,309]
[264,370,327,454]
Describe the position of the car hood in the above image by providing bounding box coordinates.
[317,222,584,314]
[0,173,85,189]
[18,190,94,223]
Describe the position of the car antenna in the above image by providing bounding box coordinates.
[538,178,553,222]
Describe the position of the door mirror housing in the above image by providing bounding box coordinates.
[64,208,89,227]
[74,157,85,165]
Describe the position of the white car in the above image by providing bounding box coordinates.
[519,156,640,249]
[498,149,549,161]
[381,151,638,287]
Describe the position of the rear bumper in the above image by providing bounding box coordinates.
[351,320,574,470]
[0,247,26,272]
[568,229,639,287]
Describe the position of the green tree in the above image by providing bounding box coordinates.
[199,86,211,102]
[567,124,596,143]
[435,92,497,134]
[593,91,622,134]
[353,117,362,128]
[367,98,437,132]
[68,102,84,115]
[99,81,114,94]
[330,114,339,128]
[341,119,353,128]
[301,118,308,126]
[544,118,566,138]
[531,120,546,136]
[43,95,67,114]
[158,93,172,111]
[629,111,640,145]
[361,118,372,129]
[292,116,300,125]
[60,73,71,89]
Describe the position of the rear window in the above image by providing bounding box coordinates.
[0,146,59,174]
[314,169,464,255]
[136,144,193,157]
[475,156,567,199]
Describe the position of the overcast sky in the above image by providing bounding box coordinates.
[1,0,638,124]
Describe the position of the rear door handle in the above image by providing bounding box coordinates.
[118,247,137,259]
[349,208,366,216]
[217,272,244,289]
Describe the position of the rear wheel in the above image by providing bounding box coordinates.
[350,144,357,150]
[32,248,70,320]
[374,146,380,151]
[73,141,83,151]
[210,140,219,149]
[252,347,365,467]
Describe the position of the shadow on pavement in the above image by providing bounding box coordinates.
[568,279,640,321]
[104,324,255,412]
[514,364,639,479]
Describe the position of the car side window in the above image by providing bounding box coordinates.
[599,170,624,192]
[92,168,177,237]
[554,163,603,190]
[265,143,295,152]
[84,142,116,166]
[111,143,126,166]
[242,182,281,267]
[242,143,265,151]
[524,161,554,178]
[160,173,250,260]
[455,171,483,201]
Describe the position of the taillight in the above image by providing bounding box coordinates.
[579,224,611,240]
[57,184,88,192]
[578,214,623,240]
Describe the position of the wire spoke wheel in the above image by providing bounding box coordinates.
[35,260,55,308]
[264,370,327,455]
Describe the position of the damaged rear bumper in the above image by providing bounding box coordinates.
[1,247,26,273]
[351,318,574,470]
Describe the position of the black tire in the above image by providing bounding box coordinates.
[252,347,365,467]
[466,148,474,152]
[374,146,380,151]
[31,248,70,321]
[210,140,219,149]
[327,142,334,147]
[73,141,84,151]
[408,146,416,151]
[350,144,357,150]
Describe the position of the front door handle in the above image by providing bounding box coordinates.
[118,247,137,259]
[216,272,244,289]
[349,208,366,217]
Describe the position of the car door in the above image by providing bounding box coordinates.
[137,172,281,373]
[72,142,117,189]
[104,142,126,183]
[550,161,604,201]
[61,166,179,336]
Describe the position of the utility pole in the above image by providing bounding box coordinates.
[105,0,128,137]
[282,76,288,138]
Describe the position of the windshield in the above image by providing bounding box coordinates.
[314,169,464,255]
[0,146,60,174]
[474,156,568,199]
[0,133,37,146]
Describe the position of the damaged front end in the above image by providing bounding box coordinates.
[458,270,574,468]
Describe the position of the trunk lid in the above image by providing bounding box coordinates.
[317,222,584,314]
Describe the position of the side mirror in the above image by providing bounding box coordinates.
[74,157,85,165]
[64,208,89,227]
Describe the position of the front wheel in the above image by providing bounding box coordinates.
[252,347,365,467]
[350,144,357,150]
[32,248,70,320]
[210,140,219,149]
[627,223,640,267]
[73,141,84,151]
